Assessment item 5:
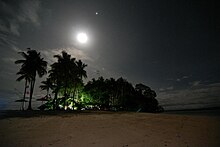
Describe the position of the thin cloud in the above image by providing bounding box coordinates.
[159,88,165,92]
[166,86,174,90]
[175,75,190,82]
[40,47,93,65]
[9,22,20,36]
[176,78,181,82]
[0,0,41,36]
[18,0,41,26]
[0,33,17,48]
[1,57,16,63]
[182,75,189,79]
[190,81,201,87]
[158,86,173,92]
[157,82,220,110]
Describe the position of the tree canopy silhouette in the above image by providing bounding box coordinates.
[15,49,163,112]
[15,48,47,110]
[47,51,87,110]
[84,77,162,112]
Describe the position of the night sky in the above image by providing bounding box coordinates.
[0,0,219,110]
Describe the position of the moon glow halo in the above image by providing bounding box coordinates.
[77,33,88,44]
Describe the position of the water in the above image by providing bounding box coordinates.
[165,109,220,117]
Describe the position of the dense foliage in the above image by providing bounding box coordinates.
[15,49,163,112]
[84,77,163,112]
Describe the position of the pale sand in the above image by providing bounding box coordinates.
[0,111,220,147]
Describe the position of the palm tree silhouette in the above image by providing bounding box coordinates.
[49,51,88,110]
[49,51,76,109]
[15,68,31,110]
[39,78,53,98]
[53,51,76,94]
[76,60,87,80]
[15,48,47,110]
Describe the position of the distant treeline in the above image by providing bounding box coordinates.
[15,48,163,112]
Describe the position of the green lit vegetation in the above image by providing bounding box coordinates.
[15,48,163,112]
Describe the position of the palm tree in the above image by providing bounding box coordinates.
[48,51,88,110]
[49,51,76,109]
[40,78,53,97]
[76,60,87,80]
[53,51,76,94]
[15,68,31,110]
[49,61,63,110]
[73,60,87,102]
[15,48,47,110]
[105,78,116,106]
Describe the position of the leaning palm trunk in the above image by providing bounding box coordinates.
[22,79,28,110]
[27,79,35,110]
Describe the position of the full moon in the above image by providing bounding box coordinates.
[77,33,88,43]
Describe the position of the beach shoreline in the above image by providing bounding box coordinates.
[0,111,220,147]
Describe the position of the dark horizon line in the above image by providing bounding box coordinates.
[164,106,220,112]
[1,106,220,112]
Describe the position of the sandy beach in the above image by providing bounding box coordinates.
[0,111,220,147]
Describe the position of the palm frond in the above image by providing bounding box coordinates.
[14,60,25,64]
[16,75,25,81]
[18,52,28,59]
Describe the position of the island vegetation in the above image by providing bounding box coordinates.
[15,48,163,112]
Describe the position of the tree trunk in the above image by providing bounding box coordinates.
[53,88,59,110]
[53,91,57,110]
[27,79,35,110]
[64,83,67,110]
[46,88,49,97]
[22,79,28,110]
[72,83,77,102]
